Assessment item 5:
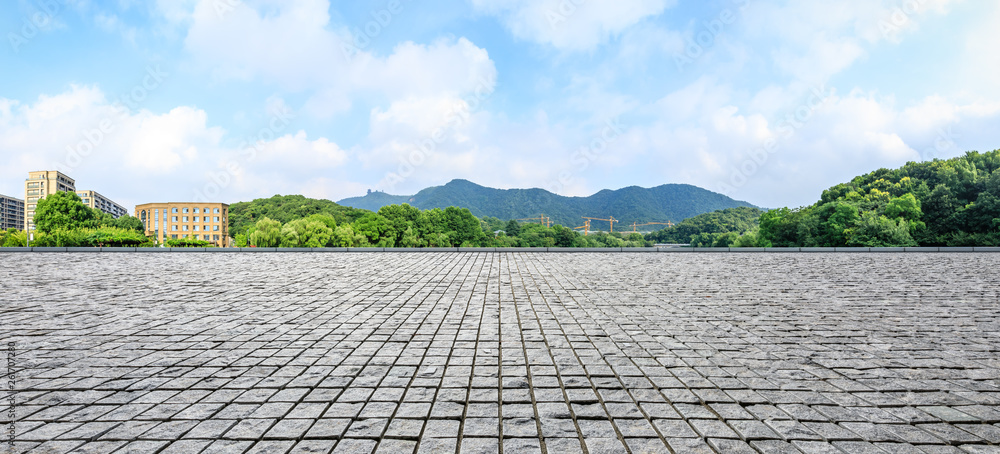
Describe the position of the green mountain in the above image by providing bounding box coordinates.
[339,179,756,229]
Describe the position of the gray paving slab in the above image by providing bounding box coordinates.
[2,253,999,453]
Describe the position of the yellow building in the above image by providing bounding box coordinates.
[0,194,25,231]
[24,170,76,231]
[76,190,128,219]
[136,202,231,247]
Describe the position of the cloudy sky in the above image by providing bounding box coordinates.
[2,0,999,210]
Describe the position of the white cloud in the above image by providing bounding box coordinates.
[178,0,497,117]
[470,0,675,51]
[741,0,960,83]
[0,86,357,208]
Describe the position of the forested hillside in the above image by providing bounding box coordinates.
[339,179,756,228]
[758,150,1000,247]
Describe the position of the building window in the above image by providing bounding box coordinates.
[183,208,189,213]
[182,216,188,222]
[172,216,178,222]
[214,216,220,222]
[204,235,210,241]
[182,225,188,231]
[172,208,178,213]
[194,226,200,231]
[171,235,178,239]
[214,208,220,213]
[213,225,219,231]
[172,225,178,231]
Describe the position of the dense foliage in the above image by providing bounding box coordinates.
[645,207,764,246]
[166,238,213,248]
[242,204,649,248]
[4,191,153,247]
[228,195,370,235]
[339,179,755,228]
[756,150,1000,247]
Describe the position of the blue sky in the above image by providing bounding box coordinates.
[2,0,999,211]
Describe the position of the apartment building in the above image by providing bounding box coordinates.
[76,190,128,219]
[0,194,25,231]
[136,202,231,247]
[24,170,76,231]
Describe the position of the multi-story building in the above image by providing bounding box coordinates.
[76,190,128,219]
[0,194,25,231]
[136,202,231,247]
[24,170,76,231]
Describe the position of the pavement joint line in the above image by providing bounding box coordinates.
[520,254,640,454]
[5,253,1000,453]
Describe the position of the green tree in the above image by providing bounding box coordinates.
[846,212,917,247]
[378,204,420,246]
[298,219,334,247]
[111,215,145,232]
[33,191,95,233]
[353,213,390,246]
[504,219,521,237]
[442,207,486,246]
[250,217,282,247]
[816,202,860,247]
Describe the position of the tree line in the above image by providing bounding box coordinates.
[643,150,1000,247]
[0,191,148,247]
[239,204,650,248]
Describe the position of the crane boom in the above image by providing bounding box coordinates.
[582,216,618,234]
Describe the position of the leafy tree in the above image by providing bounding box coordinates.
[33,191,96,233]
[442,207,487,246]
[280,221,303,248]
[2,230,26,247]
[111,215,144,232]
[353,213,390,246]
[250,217,282,247]
[504,219,521,237]
[846,212,917,247]
[378,204,420,246]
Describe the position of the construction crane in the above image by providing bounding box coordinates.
[627,221,674,233]
[573,219,591,236]
[516,215,552,228]
[583,216,618,234]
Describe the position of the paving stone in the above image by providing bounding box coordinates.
[5,253,1000,453]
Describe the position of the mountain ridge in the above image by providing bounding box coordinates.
[339,179,757,229]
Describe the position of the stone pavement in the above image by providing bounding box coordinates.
[1,252,999,454]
